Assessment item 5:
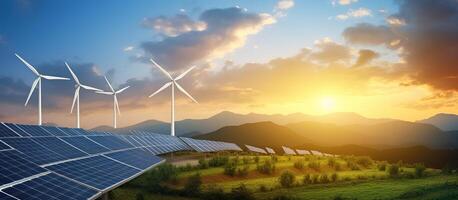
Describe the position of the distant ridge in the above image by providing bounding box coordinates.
[418,113,458,131]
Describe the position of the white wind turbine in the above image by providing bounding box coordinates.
[148,59,198,136]
[65,62,102,128]
[96,76,129,128]
[15,53,69,125]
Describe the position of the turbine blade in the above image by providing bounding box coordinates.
[15,53,40,76]
[114,95,121,116]
[104,76,114,92]
[149,82,172,98]
[175,82,198,103]
[25,78,39,106]
[70,87,80,113]
[175,65,196,81]
[95,91,113,95]
[80,84,102,91]
[150,59,173,80]
[65,62,80,84]
[115,86,129,94]
[41,75,69,80]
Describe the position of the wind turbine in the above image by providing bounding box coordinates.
[15,53,69,125]
[65,62,102,128]
[96,76,129,128]
[148,59,198,136]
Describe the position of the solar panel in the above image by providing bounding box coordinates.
[282,146,296,155]
[40,126,69,136]
[46,155,140,191]
[0,150,47,186]
[120,135,143,147]
[266,147,276,154]
[58,127,82,136]
[0,123,20,138]
[0,141,10,150]
[15,124,52,136]
[3,123,30,137]
[104,148,164,170]
[1,138,67,165]
[86,135,133,151]
[0,192,15,200]
[181,137,241,152]
[245,145,267,154]
[60,136,110,155]
[31,137,87,160]
[296,149,311,155]
[310,150,323,156]
[2,173,99,200]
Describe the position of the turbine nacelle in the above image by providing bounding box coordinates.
[96,76,129,128]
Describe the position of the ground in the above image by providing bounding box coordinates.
[110,153,458,200]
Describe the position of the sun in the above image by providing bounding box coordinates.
[320,97,336,112]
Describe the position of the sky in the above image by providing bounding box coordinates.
[1,0,458,129]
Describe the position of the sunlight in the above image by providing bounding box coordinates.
[320,96,336,112]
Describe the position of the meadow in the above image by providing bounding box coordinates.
[109,153,458,200]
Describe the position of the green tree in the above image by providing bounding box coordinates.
[279,170,296,188]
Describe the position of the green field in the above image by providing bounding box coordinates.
[111,154,458,200]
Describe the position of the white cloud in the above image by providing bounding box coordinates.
[142,14,207,37]
[332,0,358,6]
[275,0,295,10]
[386,16,406,26]
[123,46,134,52]
[336,8,372,20]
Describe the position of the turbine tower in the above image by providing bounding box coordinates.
[15,53,69,125]
[148,59,198,136]
[96,76,129,128]
[65,62,102,128]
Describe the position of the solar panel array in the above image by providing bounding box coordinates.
[296,149,311,155]
[0,122,165,199]
[282,146,297,155]
[265,147,276,154]
[181,137,242,152]
[310,150,323,156]
[122,130,193,154]
[245,145,267,154]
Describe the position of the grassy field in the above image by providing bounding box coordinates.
[111,154,458,200]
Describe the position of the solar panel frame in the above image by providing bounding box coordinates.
[40,126,69,136]
[245,144,267,154]
[57,127,82,136]
[295,149,311,155]
[2,173,99,200]
[0,149,47,186]
[265,147,276,154]
[45,155,141,191]
[1,138,67,165]
[104,148,164,170]
[31,137,88,160]
[15,124,53,136]
[59,136,110,155]
[0,123,20,138]
[0,192,16,200]
[282,146,296,155]
[3,123,30,137]
[0,141,11,150]
[86,135,133,151]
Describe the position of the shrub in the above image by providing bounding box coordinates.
[231,184,254,200]
[209,156,229,167]
[202,185,228,200]
[183,173,202,196]
[328,158,336,168]
[319,174,329,183]
[294,159,305,170]
[272,193,297,200]
[388,164,400,177]
[237,165,249,177]
[414,163,426,178]
[331,172,338,182]
[347,160,360,171]
[135,193,144,200]
[257,159,276,174]
[198,158,209,169]
[356,174,368,180]
[279,170,296,188]
[254,156,260,164]
[377,161,388,171]
[442,164,454,175]
[311,174,319,184]
[303,174,311,184]
[308,161,321,171]
[355,156,373,168]
[224,162,237,176]
[259,184,268,192]
[243,157,251,165]
[272,155,278,162]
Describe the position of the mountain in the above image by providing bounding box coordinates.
[91,111,393,136]
[418,113,458,131]
[195,121,309,152]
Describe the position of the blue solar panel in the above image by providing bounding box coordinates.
[32,137,87,159]
[105,148,163,170]
[71,128,90,135]
[60,136,110,155]
[3,123,30,137]
[3,173,99,200]
[46,155,139,190]
[0,123,20,138]
[0,141,10,150]
[58,127,82,136]
[0,192,15,200]
[15,124,52,136]
[120,136,144,147]
[1,138,67,165]
[0,150,47,186]
[87,135,133,150]
[40,126,68,136]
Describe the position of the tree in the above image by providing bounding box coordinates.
[183,173,202,196]
[279,170,296,188]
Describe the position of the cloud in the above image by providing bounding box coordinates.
[343,0,458,91]
[139,7,276,71]
[123,46,134,52]
[275,0,295,10]
[336,8,372,20]
[142,14,207,37]
[332,0,358,6]
[354,49,379,67]
[310,38,352,63]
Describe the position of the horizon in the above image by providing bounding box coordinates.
[1,0,458,129]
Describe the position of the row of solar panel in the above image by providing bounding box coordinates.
[243,145,335,157]
[181,137,242,152]
[0,122,111,138]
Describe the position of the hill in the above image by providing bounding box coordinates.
[195,121,309,152]
[418,113,458,131]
